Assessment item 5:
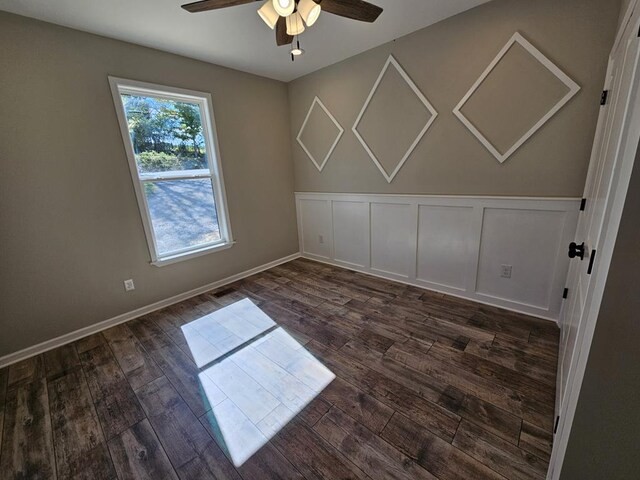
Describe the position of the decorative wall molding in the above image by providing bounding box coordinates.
[453,32,581,163]
[297,96,344,172]
[0,252,301,368]
[296,192,580,320]
[353,55,438,183]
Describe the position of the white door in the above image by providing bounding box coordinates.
[557,7,640,413]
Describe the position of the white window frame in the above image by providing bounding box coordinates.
[109,77,234,266]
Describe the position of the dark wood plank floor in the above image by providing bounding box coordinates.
[0,258,558,479]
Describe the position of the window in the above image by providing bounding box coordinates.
[109,78,233,266]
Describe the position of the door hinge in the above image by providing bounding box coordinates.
[588,249,597,275]
[554,415,560,434]
[563,288,569,299]
[580,198,587,211]
[601,90,609,105]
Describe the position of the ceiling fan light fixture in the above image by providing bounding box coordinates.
[298,0,321,27]
[290,39,305,56]
[258,0,279,29]
[286,11,305,36]
[272,0,295,17]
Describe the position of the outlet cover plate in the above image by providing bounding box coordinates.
[500,265,513,279]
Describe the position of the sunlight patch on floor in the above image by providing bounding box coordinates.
[180,298,276,367]
[182,299,335,466]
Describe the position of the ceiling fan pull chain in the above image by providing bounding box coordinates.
[292,35,296,62]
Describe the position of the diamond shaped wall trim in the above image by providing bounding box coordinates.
[352,55,438,183]
[297,96,345,172]
[453,32,581,164]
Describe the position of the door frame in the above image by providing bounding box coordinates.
[548,1,640,478]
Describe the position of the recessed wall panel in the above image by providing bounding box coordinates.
[370,203,412,277]
[417,205,474,290]
[299,199,332,258]
[332,201,368,267]
[476,208,566,308]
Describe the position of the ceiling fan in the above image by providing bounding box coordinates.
[181,0,383,59]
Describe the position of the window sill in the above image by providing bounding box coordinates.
[151,241,235,267]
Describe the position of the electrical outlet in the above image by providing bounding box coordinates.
[318,234,324,244]
[124,279,135,291]
[500,265,513,279]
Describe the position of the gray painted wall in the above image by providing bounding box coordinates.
[560,143,640,479]
[0,12,298,358]
[288,0,620,196]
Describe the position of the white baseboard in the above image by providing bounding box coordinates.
[0,252,301,369]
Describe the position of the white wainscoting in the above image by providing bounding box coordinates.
[295,192,580,321]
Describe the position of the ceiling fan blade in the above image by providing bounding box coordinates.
[319,0,383,22]
[181,0,258,13]
[276,16,294,46]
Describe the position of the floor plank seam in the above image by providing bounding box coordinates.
[379,409,396,435]
[134,380,185,478]
[76,342,119,477]
[44,355,62,480]
[100,328,186,479]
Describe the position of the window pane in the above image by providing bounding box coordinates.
[144,179,221,255]
[121,94,209,174]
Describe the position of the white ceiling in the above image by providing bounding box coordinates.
[0,0,491,82]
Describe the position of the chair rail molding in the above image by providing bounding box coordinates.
[295,192,580,320]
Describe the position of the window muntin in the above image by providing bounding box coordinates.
[110,78,232,265]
